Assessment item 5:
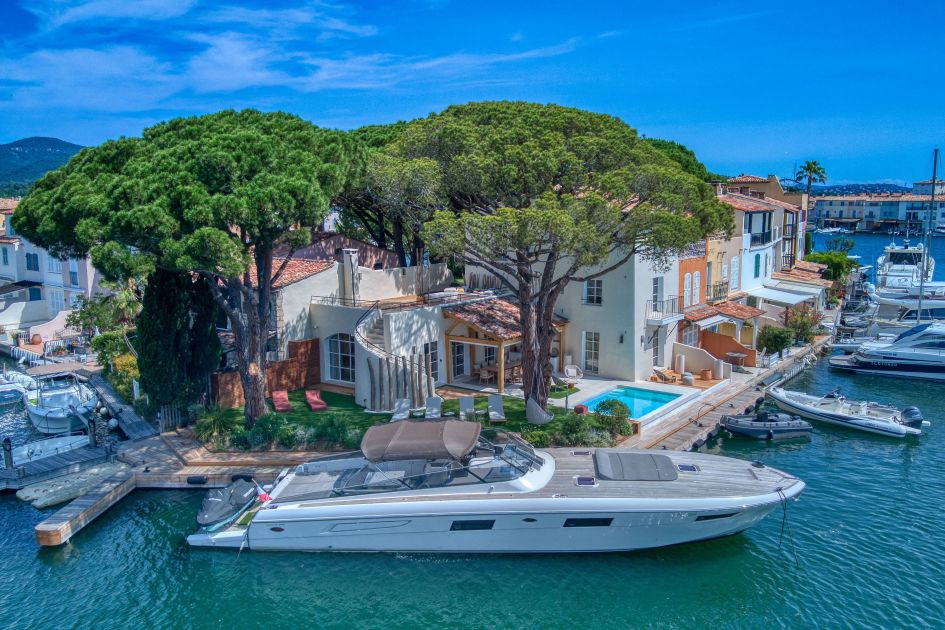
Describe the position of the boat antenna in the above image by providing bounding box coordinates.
[917,148,938,321]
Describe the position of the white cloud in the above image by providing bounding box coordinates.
[28,0,197,29]
[185,33,293,93]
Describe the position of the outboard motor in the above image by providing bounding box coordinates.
[900,407,925,429]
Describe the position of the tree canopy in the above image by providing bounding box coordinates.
[14,109,359,425]
[397,101,732,405]
[643,138,727,182]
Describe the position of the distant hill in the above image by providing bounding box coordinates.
[783,180,913,196]
[0,137,83,197]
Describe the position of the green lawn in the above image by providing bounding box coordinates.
[211,389,575,441]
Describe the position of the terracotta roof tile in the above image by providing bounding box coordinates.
[715,300,765,320]
[248,257,333,289]
[445,298,566,341]
[794,260,827,273]
[728,174,768,183]
[772,270,833,288]
[0,199,19,212]
[719,192,800,213]
[683,305,719,322]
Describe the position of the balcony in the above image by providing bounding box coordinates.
[782,223,797,239]
[646,296,684,326]
[782,254,796,269]
[750,231,773,247]
[706,281,729,304]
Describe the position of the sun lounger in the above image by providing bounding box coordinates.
[459,396,476,421]
[391,398,411,422]
[271,390,291,412]
[652,368,677,383]
[425,395,443,419]
[487,394,506,424]
[305,389,327,411]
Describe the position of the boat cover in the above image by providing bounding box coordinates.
[196,479,256,527]
[361,420,481,463]
[594,451,678,481]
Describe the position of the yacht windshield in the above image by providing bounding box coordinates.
[888,251,923,265]
[279,432,544,503]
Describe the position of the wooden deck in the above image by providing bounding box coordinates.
[0,445,110,490]
[87,374,157,441]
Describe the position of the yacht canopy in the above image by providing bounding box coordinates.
[361,420,481,463]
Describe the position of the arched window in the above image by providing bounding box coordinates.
[328,333,356,382]
[693,271,701,305]
[683,273,692,307]
[753,254,761,279]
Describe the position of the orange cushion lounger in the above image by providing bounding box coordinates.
[306,389,328,412]
[272,390,291,412]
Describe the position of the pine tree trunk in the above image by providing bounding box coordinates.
[392,219,408,268]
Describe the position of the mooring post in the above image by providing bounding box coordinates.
[87,416,97,448]
[2,437,12,469]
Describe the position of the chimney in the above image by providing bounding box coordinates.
[341,248,360,304]
[710,181,724,196]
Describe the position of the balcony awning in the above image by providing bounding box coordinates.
[746,286,810,306]
[766,281,824,298]
[0,280,41,297]
[693,314,731,329]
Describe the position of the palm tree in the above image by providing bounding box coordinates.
[795,160,827,198]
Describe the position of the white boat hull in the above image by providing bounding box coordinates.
[189,487,803,553]
[9,434,88,466]
[766,388,920,437]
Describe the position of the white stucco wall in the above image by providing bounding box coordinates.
[356,263,453,301]
[383,305,448,384]
[276,263,342,357]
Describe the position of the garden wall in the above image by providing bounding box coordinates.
[211,338,321,409]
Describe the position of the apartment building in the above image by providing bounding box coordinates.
[812,180,945,232]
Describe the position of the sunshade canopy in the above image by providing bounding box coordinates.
[361,420,482,462]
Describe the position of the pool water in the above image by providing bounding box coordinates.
[581,386,680,418]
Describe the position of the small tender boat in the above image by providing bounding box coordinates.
[196,479,259,532]
[25,373,97,435]
[766,386,927,438]
[721,408,812,440]
[5,433,89,468]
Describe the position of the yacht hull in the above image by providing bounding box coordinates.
[828,355,945,383]
[766,387,920,437]
[188,487,803,553]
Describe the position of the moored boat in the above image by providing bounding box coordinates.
[25,373,97,435]
[188,420,805,553]
[766,386,926,438]
[721,409,812,440]
[196,478,259,532]
[829,323,945,381]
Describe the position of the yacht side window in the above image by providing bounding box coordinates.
[450,520,495,531]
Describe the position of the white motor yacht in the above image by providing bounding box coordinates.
[25,373,97,435]
[875,241,934,290]
[829,323,945,382]
[766,387,926,438]
[188,420,805,553]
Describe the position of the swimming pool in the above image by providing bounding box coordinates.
[580,386,681,419]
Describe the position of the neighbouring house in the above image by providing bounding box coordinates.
[284,231,401,269]
[811,180,945,233]
[0,198,102,344]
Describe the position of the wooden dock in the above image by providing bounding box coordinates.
[1,445,110,490]
[632,337,830,452]
[87,374,157,441]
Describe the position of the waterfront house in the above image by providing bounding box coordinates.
[0,198,102,346]
[812,180,945,233]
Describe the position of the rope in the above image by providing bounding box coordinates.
[777,487,801,570]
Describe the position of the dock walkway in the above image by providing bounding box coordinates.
[620,337,830,452]
[1,445,110,490]
[87,374,157,441]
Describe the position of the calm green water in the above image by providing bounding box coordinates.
[2,236,945,629]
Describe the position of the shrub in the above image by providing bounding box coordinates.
[523,430,551,448]
[594,400,630,437]
[247,428,267,448]
[229,427,250,450]
[317,415,349,445]
[107,352,140,402]
[276,425,302,449]
[194,412,237,442]
[804,251,854,281]
[254,414,286,443]
[786,304,823,344]
[557,413,590,446]
[91,331,128,372]
[186,403,206,424]
[586,429,615,448]
[342,427,365,450]
[757,325,793,356]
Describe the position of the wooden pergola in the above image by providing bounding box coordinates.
[443,300,566,394]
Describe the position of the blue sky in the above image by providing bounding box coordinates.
[1,0,942,184]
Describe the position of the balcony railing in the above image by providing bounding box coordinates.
[750,231,773,246]
[782,254,796,269]
[645,296,682,325]
[782,223,797,239]
[707,281,729,304]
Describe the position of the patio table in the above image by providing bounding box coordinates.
[725,352,748,367]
